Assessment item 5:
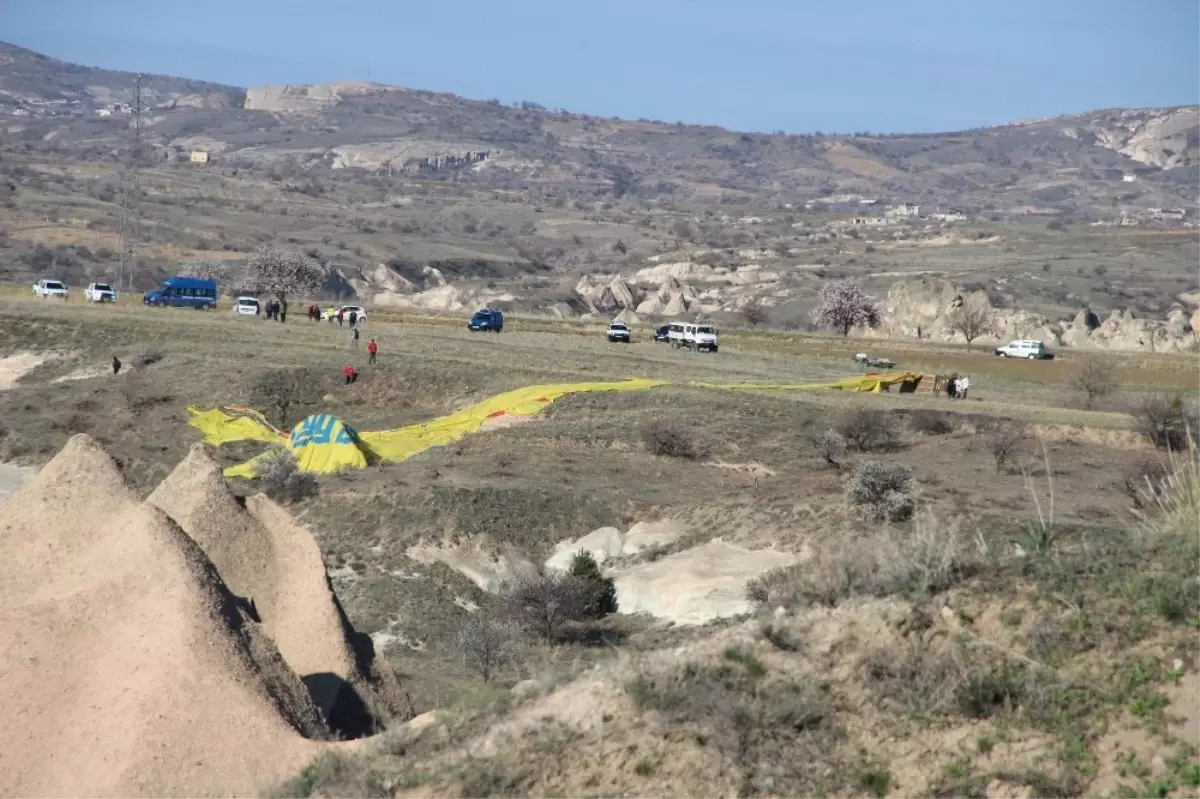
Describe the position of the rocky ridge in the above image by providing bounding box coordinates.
[870,276,1199,353]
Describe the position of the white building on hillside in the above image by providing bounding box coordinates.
[885,203,920,219]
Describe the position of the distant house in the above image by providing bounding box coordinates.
[1122,174,1136,182]
[189,150,210,164]
[885,203,920,219]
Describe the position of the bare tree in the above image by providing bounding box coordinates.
[1071,357,1118,408]
[239,246,327,313]
[986,423,1027,474]
[947,305,995,350]
[1136,394,1197,451]
[809,279,881,336]
[249,367,326,428]
[741,296,770,328]
[503,571,588,643]
[818,429,847,468]
[454,614,521,682]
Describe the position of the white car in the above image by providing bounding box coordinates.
[667,322,719,353]
[33,279,68,299]
[994,340,1050,360]
[234,296,260,316]
[323,305,368,324]
[84,282,117,303]
[606,322,631,343]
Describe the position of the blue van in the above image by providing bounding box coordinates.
[143,276,218,309]
[468,308,503,333]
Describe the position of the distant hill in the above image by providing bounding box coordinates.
[0,41,243,109]
[0,40,1196,333]
[1,41,1196,215]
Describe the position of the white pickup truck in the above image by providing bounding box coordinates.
[667,322,719,353]
[32,279,69,299]
[84,282,117,303]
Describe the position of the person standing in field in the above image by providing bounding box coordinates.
[957,375,970,399]
[350,327,360,348]
[337,308,344,327]
[367,338,378,365]
[348,310,358,328]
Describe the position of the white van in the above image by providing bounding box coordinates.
[994,340,1049,360]
[668,322,719,353]
[234,296,260,316]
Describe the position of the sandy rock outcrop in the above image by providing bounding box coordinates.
[147,445,414,734]
[544,520,687,573]
[609,540,799,625]
[575,274,641,312]
[873,277,1197,353]
[0,435,328,797]
[406,541,537,593]
[244,81,391,112]
[162,91,244,110]
[633,261,723,285]
[328,140,491,172]
[1086,107,1199,169]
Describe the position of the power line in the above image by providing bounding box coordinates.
[117,74,145,293]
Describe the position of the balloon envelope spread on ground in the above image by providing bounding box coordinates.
[186,373,924,478]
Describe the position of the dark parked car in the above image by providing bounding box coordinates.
[468,308,504,333]
[654,325,670,342]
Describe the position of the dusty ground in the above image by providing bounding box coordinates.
[0,295,1196,797]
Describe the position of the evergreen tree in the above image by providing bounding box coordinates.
[569,551,618,618]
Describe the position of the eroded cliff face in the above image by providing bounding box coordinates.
[243,81,392,112]
[868,277,1198,354]
[1082,107,1200,170]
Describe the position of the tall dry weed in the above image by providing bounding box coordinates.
[1133,432,1199,542]
[746,509,985,608]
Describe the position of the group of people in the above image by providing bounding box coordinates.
[946,374,970,399]
[263,299,286,322]
[304,304,362,328]
[343,338,378,384]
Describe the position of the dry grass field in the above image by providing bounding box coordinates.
[1,295,1197,798]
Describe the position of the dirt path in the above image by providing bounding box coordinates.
[0,352,47,390]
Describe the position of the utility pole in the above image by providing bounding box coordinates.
[117,74,145,292]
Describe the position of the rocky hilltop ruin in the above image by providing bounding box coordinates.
[871,276,1199,353]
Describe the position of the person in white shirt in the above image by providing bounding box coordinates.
[957,375,970,399]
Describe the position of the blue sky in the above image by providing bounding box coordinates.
[2,0,1196,133]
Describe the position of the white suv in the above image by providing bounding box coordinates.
[323,305,368,324]
[995,340,1049,360]
[33,279,68,299]
[668,322,719,353]
[606,322,631,343]
[84,282,117,303]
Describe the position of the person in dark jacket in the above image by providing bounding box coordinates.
[112,355,122,375]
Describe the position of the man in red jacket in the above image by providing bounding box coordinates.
[367,339,378,365]
[343,365,357,385]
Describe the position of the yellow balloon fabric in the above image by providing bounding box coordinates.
[187,378,667,478]
[691,371,924,393]
[187,374,923,478]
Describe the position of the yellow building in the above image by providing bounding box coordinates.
[189,150,210,164]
